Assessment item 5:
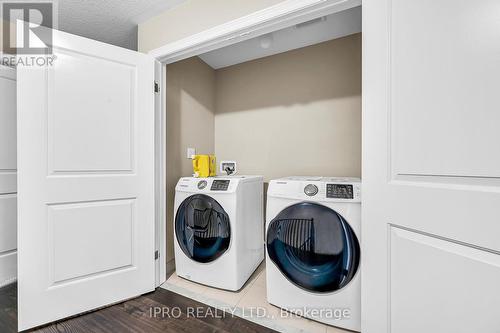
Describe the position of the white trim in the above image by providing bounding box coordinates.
[0,250,17,289]
[149,0,361,64]
[0,277,17,289]
[161,64,167,283]
[154,61,167,287]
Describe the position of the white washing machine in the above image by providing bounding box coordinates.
[174,176,264,291]
[265,176,361,332]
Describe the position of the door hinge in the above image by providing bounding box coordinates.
[155,250,160,260]
[154,81,160,93]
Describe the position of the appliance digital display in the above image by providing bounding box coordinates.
[326,184,354,199]
[211,180,230,191]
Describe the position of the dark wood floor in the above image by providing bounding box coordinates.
[0,283,277,333]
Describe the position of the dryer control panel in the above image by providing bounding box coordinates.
[211,180,230,191]
[267,177,361,203]
[326,184,353,199]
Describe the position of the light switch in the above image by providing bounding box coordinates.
[187,147,196,159]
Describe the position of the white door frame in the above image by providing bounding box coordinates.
[149,0,361,64]
[150,0,361,285]
[154,61,166,286]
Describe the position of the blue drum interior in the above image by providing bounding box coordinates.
[175,194,231,263]
[266,202,360,293]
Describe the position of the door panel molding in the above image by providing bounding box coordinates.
[389,225,500,333]
[388,0,500,181]
[46,48,137,175]
[392,174,500,189]
[47,198,137,285]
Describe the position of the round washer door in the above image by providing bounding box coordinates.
[266,202,360,293]
[175,194,231,263]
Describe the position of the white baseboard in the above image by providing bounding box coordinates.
[0,250,17,288]
[0,276,17,288]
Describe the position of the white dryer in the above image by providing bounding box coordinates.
[265,177,361,331]
[174,176,264,291]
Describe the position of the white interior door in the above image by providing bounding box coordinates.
[363,1,500,332]
[0,65,17,288]
[17,29,156,330]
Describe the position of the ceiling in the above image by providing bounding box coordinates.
[57,0,187,50]
[198,6,361,69]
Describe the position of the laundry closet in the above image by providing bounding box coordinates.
[165,5,361,263]
[163,5,362,332]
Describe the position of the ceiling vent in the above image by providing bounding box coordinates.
[295,16,327,29]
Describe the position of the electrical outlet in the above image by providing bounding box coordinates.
[187,147,196,159]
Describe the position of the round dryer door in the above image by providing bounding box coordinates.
[175,194,231,263]
[266,202,360,293]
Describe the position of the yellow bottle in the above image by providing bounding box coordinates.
[209,155,216,177]
[192,155,216,178]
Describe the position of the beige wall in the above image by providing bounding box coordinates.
[0,18,16,54]
[0,18,3,53]
[215,34,362,181]
[138,0,285,53]
[166,57,216,262]
[0,18,5,54]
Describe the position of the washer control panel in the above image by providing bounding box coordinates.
[211,179,230,191]
[197,180,208,190]
[327,183,354,199]
[304,184,319,196]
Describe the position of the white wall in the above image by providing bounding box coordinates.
[138,0,287,53]
[0,66,17,287]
